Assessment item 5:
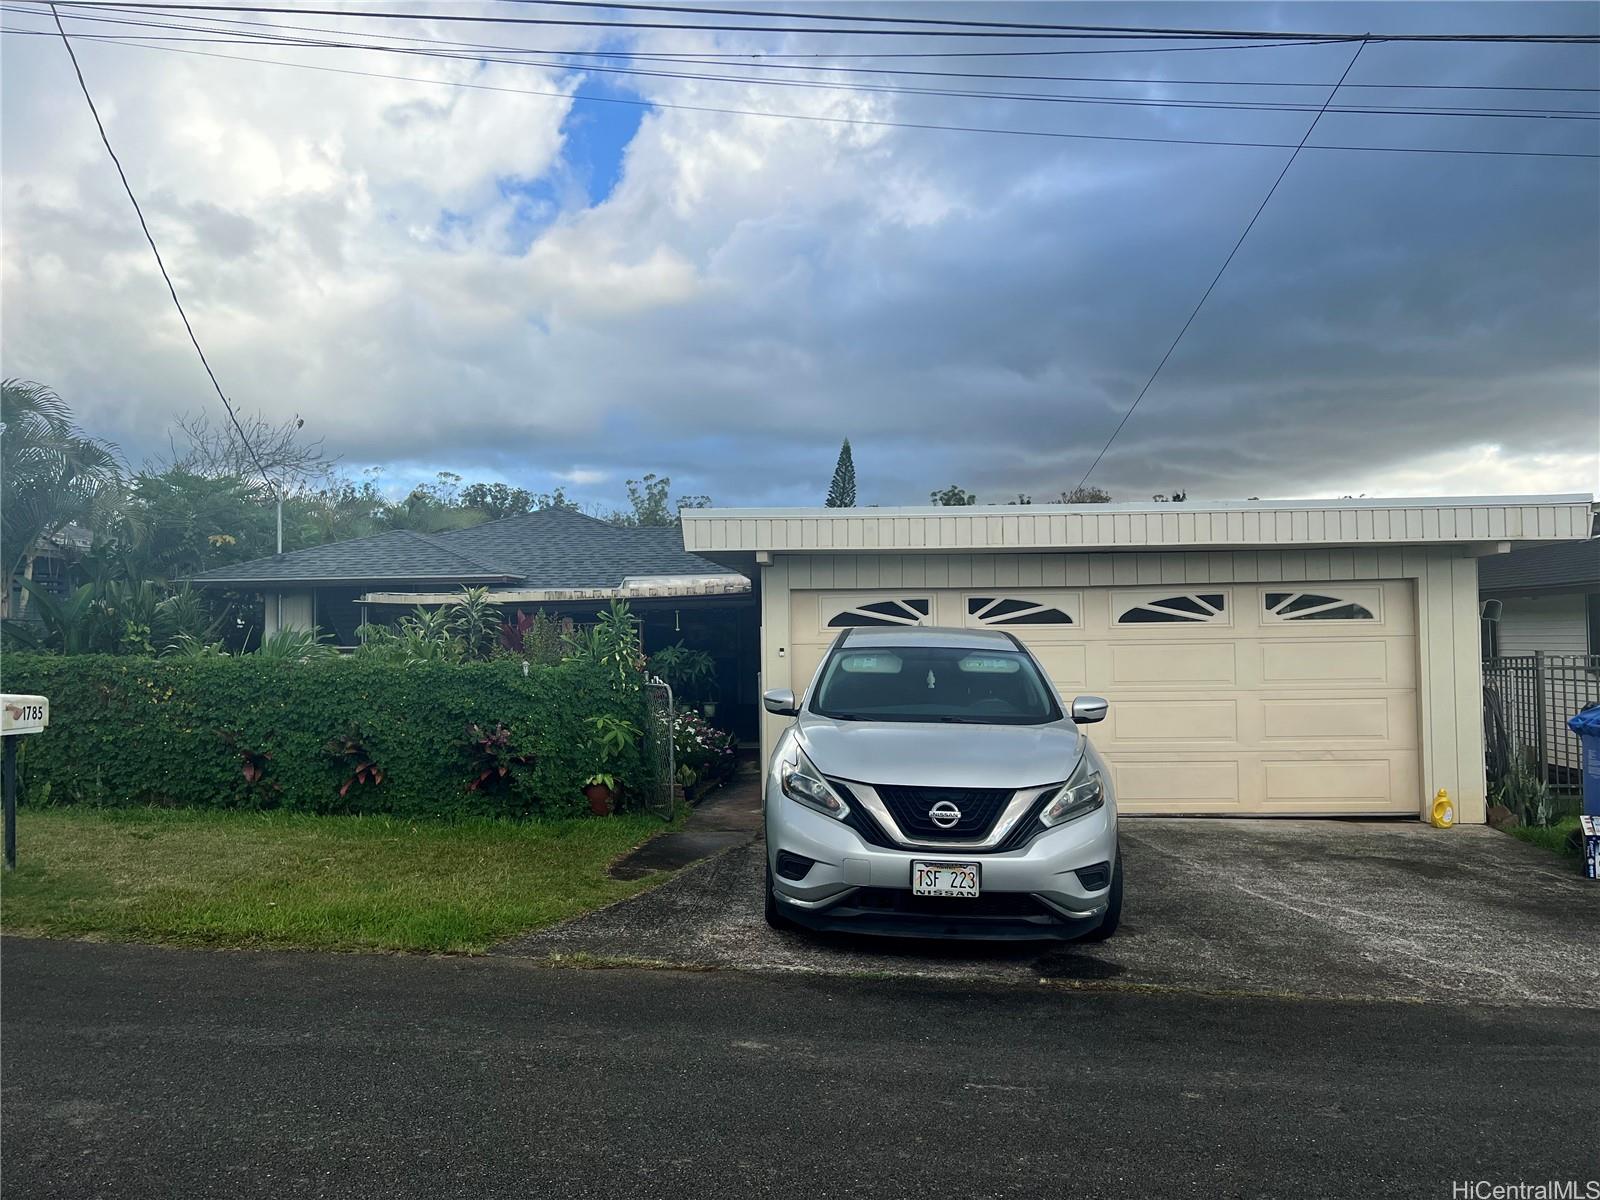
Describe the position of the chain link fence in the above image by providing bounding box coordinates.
[640,678,676,821]
[1483,653,1599,795]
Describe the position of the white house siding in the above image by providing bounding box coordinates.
[1493,594,1590,657]
[758,547,1488,823]
[1487,594,1597,776]
[688,497,1593,556]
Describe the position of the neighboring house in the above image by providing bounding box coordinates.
[188,508,760,739]
[5,523,95,619]
[1478,533,1600,787]
[1478,536,1600,658]
[683,494,1594,825]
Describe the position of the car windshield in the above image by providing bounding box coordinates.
[810,645,1061,725]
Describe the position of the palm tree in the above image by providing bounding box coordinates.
[1,380,124,617]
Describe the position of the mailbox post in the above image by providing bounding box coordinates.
[2,694,49,870]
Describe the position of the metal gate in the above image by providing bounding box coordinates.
[1483,653,1599,794]
[641,678,676,821]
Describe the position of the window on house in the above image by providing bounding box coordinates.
[1116,592,1227,624]
[1264,592,1376,621]
[966,596,1074,626]
[826,598,931,628]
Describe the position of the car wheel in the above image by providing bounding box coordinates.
[763,863,794,931]
[1080,851,1122,942]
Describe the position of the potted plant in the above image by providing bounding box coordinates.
[582,713,640,815]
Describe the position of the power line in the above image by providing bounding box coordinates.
[28,4,1600,91]
[33,5,1392,58]
[42,2,276,495]
[478,0,1600,44]
[47,1,1600,43]
[1075,40,1371,490]
[11,16,1599,120]
[23,27,1597,159]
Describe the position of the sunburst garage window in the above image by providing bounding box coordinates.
[967,597,1074,626]
[1117,593,1227,624]
[827,598,931,628]
[1263,592,1376,621]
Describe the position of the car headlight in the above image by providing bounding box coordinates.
[780,749,848,819]
[1039,759,1104,827]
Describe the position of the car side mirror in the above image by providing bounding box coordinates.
[1070,695,1108,725]
[762,688,799,717]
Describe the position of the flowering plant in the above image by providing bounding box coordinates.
[671,709,737,789]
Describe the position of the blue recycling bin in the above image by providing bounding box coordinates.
[1567,704,1600,818]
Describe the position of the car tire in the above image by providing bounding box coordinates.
[1080,851,1122,942]
[764,863,794,931]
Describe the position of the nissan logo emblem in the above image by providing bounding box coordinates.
[928,800,963,829]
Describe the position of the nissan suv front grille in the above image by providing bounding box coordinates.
[874,785,1014,841]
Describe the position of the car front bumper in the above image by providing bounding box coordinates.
[766,779,1118,942]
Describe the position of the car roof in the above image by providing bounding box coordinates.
[840,625,1021,651]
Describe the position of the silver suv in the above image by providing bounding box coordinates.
[762,625,1121,942]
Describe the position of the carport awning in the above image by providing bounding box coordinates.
[361,575,751,605]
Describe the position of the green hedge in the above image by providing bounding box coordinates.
[1,654,652,819]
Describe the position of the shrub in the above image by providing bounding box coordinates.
[2,653,653,819]
[670,709,738,790]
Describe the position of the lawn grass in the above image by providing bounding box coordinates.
[0,806,674,953]
[1508,815,1583,859]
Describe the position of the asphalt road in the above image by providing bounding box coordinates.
[4,939,1597,1200]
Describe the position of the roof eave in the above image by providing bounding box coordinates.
[186,573,522,588]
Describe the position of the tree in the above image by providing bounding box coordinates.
[611,474,712,527]
[460,482,535,521]
[1152,490,1188,503]
[122,468,278,580]
[1,380,123,617]
[1061,485,1113,504]
[929,484,976,506]
[530,488,579,512]
[825,439,856,508]
[164,408,333,489]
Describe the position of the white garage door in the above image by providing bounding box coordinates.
[787,582,1419,815]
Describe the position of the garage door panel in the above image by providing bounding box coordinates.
[1114,760,1240,806]
[1263,758,1392,803]
[1026,644,1087,688]
[1259,639,1392,685]
[1111,699,1237,743]
[1110,642,1236,686]
[1261,696,1410,743]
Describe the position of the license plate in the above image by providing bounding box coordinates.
[911,861,981,898]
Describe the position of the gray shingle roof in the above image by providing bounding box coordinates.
[188,508,742,589]
[438,509,740,588]
[1478,539,1600,595]
[188,529,521,586]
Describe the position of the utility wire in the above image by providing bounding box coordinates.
[33,5,1392,58]
[44,2,275,494]
[46,2,1600,43]
[25,5,1600,93]
[11,17,1598,120]
[23,26,1598,158]
[1076,39,1372,490]
[488,0,1600,44]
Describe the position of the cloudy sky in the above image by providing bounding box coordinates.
[3,1,1597,510]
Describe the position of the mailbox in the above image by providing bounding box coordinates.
[2,693,48,869]
[2,694,49,737]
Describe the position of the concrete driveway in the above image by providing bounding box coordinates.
[499,818,1599,1007]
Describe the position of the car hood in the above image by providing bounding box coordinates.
[796,715,1083,790]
